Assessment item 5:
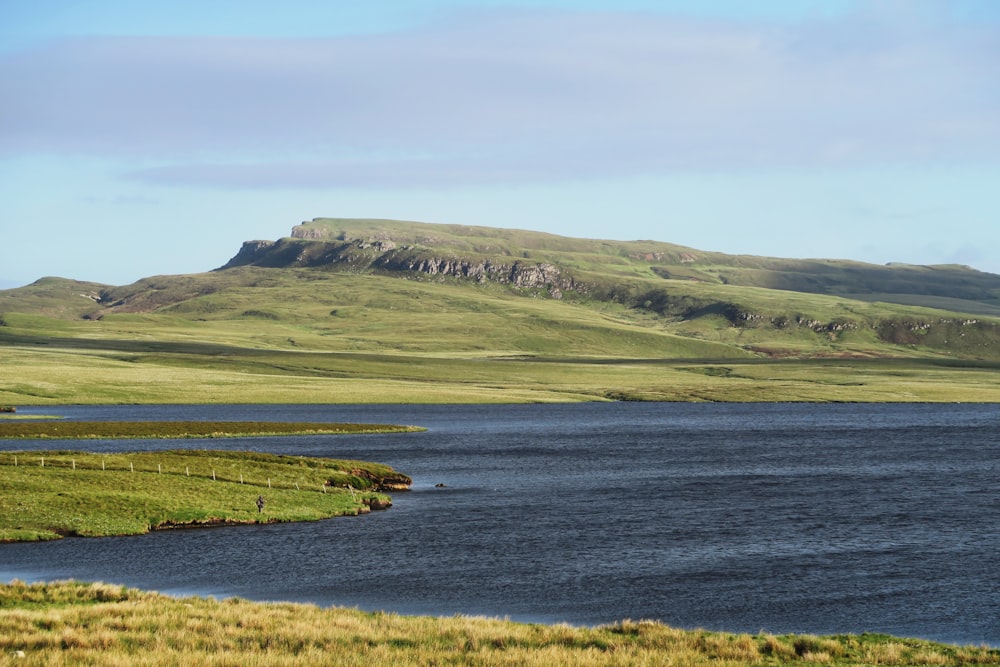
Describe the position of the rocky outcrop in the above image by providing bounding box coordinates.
[291,225,330,240]
[363,497,392,510]
[375,253,577,298]
[223,240,277,267]
[220,233,583,299]
[876,317,998,349]
[346,468,413,492]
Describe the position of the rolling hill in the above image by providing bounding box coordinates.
[2,218,999,404]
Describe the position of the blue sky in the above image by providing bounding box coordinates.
[1,0,998,288]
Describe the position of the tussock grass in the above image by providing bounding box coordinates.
[0,450,408,541]
[0,581,997,666]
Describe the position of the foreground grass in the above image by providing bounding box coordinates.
[0,450,409,542]
[0,582,997,666]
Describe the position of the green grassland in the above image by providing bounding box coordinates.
[0,449,408,541]
[1,581,998,666]
[1,218,999,404]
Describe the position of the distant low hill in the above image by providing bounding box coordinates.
[2,217,999,364]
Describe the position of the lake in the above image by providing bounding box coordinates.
[1,402,998,646]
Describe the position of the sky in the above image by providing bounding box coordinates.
[1,0,998,288]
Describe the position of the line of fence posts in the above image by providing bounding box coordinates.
[3,455,342,497]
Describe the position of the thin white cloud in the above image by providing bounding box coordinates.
[2,6,997,188]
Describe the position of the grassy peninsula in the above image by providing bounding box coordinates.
[0,449,410,542]
[0,420,424,439]
[1,581,997,666]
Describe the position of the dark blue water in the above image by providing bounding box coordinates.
[2,403,998,646]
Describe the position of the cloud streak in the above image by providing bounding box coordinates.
[2,6,997,188]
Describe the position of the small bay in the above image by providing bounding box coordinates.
[2,402,998,646]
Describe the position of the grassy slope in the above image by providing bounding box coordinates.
[1,220,999,404]
[1,581,998,666]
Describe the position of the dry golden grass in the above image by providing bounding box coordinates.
[1,582,998,666]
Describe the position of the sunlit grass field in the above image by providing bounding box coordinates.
[1,581,997,666]
[3,342,999,405]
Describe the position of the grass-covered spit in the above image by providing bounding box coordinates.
[0,450,411,542]
[0,420,423,439]
[1,581,997,666]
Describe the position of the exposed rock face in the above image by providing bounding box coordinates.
[221,231,582,299]
[876,317,998,347]
[375,254,576,298]
[347,468,413,492]
[291,225,329,240]
[222,240,277,268]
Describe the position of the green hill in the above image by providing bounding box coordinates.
[2,218,999,404]
[229,218,1000,313]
